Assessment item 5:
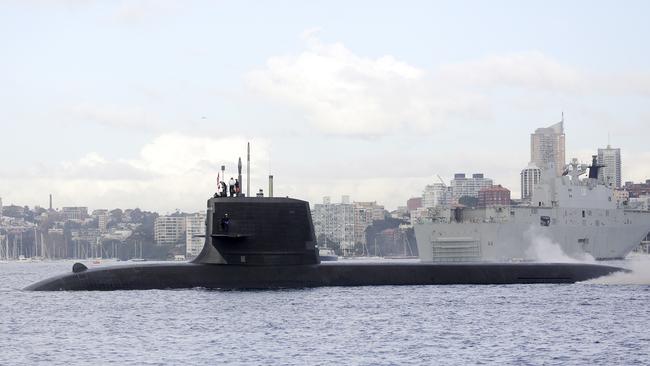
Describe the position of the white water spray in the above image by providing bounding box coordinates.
[523,226,595,263]
[586,253,650,285]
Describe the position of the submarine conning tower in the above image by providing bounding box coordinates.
[192,196,320,265]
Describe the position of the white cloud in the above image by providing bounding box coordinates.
[0,134,269,212]
[246,36,489,138]
[247,36,650,140]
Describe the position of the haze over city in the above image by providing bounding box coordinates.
[3,0,650,212]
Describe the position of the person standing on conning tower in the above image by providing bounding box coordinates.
[229,177,235,197]
[220,213,230,232]
[220,181,228,197]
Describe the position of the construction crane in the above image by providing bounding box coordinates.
[436,174,447,186]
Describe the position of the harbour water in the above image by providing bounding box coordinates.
[1,259,649,365]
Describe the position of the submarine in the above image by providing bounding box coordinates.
[25,196,625,291]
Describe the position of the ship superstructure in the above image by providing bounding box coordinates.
[415,157,650,262]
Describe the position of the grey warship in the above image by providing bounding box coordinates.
[25,195,625,291]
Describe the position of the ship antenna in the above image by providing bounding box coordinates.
[247,142,250,197]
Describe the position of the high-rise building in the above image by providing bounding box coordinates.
[185,213,206,258]
[312,197,385,248]
[520,162,542,200]
[450,173,493,203]
[154,216,186,246]
[597,145,622,188]
[422,184,452,208]
[353,201,385,245]
[478,185,511,207]
[91,209,109,233]
[531,119,565,176]
[312,197,354,247]
[0,196,3,218]
[98,213,108,233]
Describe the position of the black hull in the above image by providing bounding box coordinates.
[24,261,624,291]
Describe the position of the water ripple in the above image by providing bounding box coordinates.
[0,261,649,365]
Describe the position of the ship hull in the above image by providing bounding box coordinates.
[24,261,624,291]
[415,209,650,261]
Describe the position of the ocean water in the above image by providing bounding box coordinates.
[1,259,649,365]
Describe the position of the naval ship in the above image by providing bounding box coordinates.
[415,157,650,262]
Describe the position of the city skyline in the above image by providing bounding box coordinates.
[3,1,650,212]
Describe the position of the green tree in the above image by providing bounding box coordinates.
[458,195,479,208]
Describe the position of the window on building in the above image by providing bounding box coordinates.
[540,216,551,227]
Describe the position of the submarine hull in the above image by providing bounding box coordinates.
[24,197,627,291]
[24,261,623,291]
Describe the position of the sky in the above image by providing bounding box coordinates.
[2,0,650,213]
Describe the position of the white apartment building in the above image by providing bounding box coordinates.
[422,183,452,208]
[62,207,88,221]
[597,145,622,188]
[312,197,385,247]
[92,209,109,233]
[185,213,206,258]
[520,162,542,200]
[312,196,354,247]
[530,120,566,176]
[450,173,493,203]
[154,216,186,246]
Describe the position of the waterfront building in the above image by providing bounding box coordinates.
[520,162,542,201]
[92,209,109,233]
[312,196,354,247]
[613,189,630,206]
[353,201,385,246]
[422,184,452,208]
[98,214,108,233]
[406,197,422,211]
[410,207,429,223]
[185,213,206,258]
[62,207,88,221]
[478,185,511,207]
[391,206,409,219]
[154,216,186,246]
[628,195,650,211]
[624,180,650,198]
[313,197,385,248]
[450,173,493,203]
[597,145,622,188]
[531,120,565,176]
